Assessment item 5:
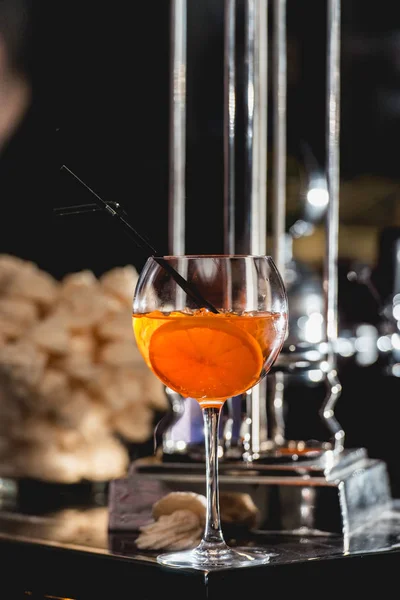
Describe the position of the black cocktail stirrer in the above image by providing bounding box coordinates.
[57,165,219,314]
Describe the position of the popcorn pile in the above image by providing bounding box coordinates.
[0,254,167,484]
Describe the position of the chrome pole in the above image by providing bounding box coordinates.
[272,0,287,278]
[244,0,269,458]
[244,0,257,253]
[168,0,187,256]
[224,0,237,256]
[244,0,268,256]
[321,0,344,453]
[163,0,190,454]
[270,0,287,447]
[255,0,268,257]
[222,0,237,453]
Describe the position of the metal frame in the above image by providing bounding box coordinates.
[167,0,344,458]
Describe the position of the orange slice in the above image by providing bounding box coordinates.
[132,311,165,368]
[148,317,263,401]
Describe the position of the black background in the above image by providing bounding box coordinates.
[1,0,400,277]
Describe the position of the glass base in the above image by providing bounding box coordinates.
[157,543,272,571]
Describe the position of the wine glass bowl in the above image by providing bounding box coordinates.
[132,255,288,570]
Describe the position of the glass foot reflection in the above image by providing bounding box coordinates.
[157,544,272,571]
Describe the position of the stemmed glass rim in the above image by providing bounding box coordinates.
[151,254,275,260]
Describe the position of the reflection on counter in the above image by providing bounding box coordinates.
[1,500,400,566]
[0,505,109,550]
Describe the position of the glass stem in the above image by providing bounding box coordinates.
[201,406,226,547]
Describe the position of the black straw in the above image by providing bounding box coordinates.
[58,165,219,314]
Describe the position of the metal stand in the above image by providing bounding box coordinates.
[141,0,393,537]
[135,447,391,536]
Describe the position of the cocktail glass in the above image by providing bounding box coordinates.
[132,255,288,570]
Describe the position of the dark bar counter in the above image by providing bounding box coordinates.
[1,487,400,599]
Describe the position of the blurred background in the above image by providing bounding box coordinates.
[2,0,400,272]
[0,0,400,497]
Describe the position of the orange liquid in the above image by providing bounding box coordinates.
[133,308,286,408]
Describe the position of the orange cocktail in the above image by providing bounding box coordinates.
[133,307,286,408]
[132,255,288,569]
